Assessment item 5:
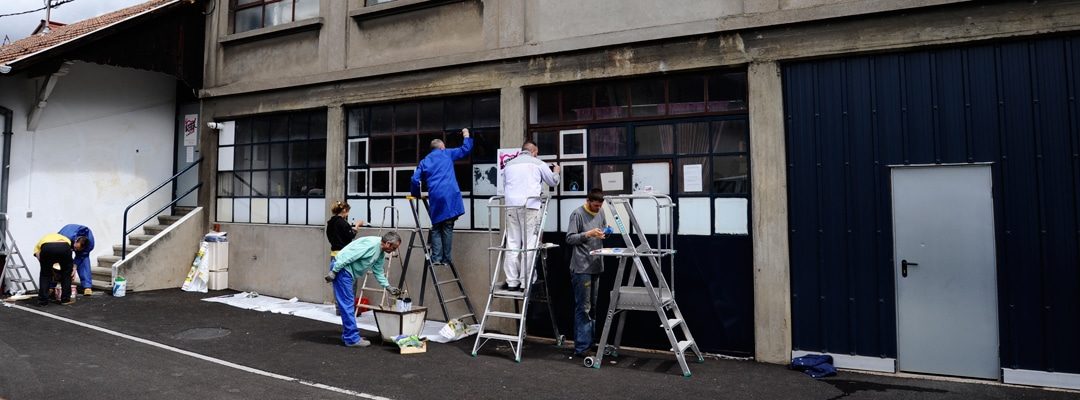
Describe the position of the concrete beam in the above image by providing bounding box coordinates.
[500,85,525,149]
[748,61,791,364]
[325,105,346,217]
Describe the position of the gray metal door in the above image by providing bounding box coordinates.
[891,164,999,379]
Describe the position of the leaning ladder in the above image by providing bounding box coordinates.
[588,194,704,377]
[355,205,400,314]
[0,213,38,295]
[471,194,561,362]
[392,196,478,324]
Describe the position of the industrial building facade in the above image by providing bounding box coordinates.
[194,0,1080,389]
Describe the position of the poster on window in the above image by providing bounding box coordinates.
[183,114,198,146]
[473,163,498,196]
[496,148,523,195]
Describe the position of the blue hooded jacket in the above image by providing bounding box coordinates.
[58,224,95,259]
[411,137,472,224]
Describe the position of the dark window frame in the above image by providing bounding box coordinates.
[231,0,318,33]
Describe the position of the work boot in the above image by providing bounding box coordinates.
[60,298,74,305]
[83,288,93,296]
[345,339,371,348]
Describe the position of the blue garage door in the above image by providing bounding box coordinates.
[784,36,1080,372]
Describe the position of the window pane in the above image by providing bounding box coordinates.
[265,0,294,27]
[233,171,251,196]
[394,169,413,194]
[348,140,367,166]
[394,103,417,133]
[562,86,593,121]
[237,0,259,4]
[251,171,269,196]
[529,88,559,124]
[455,163,472,192]
[234,145,252,170]
[369,136,393,164]
[309,112,326,139]
[217,172,234,196]
[444,130,463,149]
[677,157,707,194]
[588,127,627,157]
[394,135,417,164]
[295,0,319,19]
[290,170,322,197]
[473,95,500,128]
[711,155,749,194]
[251,144,270,169]
[370,105,393,134]
[234,7,262,33]
[270,171,288,196]
[668,76,706,115]
[444,98,471,130]
[289,142,308,168]
[561,131,585,157]
[419,100,443,131]
[589,163,630,195]
[633,125,673,156]
[630,80,665,117]
[595,83,628,119]
[289,113,309,140]
[562,164,586,193]
[308,139,326,168]
[348,169,367,194]
[235,119,252,144]
[712,120,748,153]
[308,169,326,197]
[347,108,366,137]
[371,170,391,193]
[529,130,558,158]
[419,132,443,160]
[270,143,288,169]
[676,122,709,155]
[269,115,289,141]
[472,129,499,162]
[708,72,748,112]
[251,119,270,143]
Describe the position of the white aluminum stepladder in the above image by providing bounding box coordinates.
[1,213,37,295]
[587,194,704,377]
[471,193,563,362]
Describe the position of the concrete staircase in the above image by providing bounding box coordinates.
[91,206,195,291]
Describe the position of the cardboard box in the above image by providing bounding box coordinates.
[399,339,427,355]
[208,270,228,290]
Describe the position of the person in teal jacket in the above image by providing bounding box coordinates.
[324,232,402,347]
[410,128,472,264]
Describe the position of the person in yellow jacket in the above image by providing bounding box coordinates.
[33,233,85,306]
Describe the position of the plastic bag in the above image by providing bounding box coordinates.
[181,241,211,293]
[439,318,474,341]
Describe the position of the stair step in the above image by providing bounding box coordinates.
[143,224,168,235]
[97,255,120,268]
[112,245,139,256]
[173,206,196,215]
[675,340,694,353]
[91,280,112,291]
[665,318,684,329]
[493,289,524,299]
[91,266,111,277]
[158,214,181,225]
[479,333,520,342]
[128,234,155,246]
[436,278,460,285]
[486,311,522,320]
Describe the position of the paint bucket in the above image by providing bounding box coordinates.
[113,276,127,297]
[396,298,412,312]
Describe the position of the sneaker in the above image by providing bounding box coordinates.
[345,339,371,348]
[37,300,49,307]
[60,298,74,305]
[83,288,93,296]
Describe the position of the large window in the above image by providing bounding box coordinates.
[232,0,319,33]
[346,94,500,229]
[526,70,750,235]
[217,110,327,225]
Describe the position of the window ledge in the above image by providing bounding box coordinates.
[219,17,324,46]
[349,0,465,21]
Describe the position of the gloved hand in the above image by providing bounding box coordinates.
[324,271,336,282]
[386,286,402,296]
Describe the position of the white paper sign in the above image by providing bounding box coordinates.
[683,164,703,192]
[183,114,198,146]
[600,172,624,192]
[185,146,195,162]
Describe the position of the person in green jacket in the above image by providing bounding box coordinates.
[324,232,402,347]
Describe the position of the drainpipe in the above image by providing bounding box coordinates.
[1,106,12,215]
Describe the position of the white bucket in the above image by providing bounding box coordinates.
[113,277,127,297]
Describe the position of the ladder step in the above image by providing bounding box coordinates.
[436,278,460,285]
[479,333,520,342]
[9,278,34,283]
[665,318,684,329]
[675,340,694,353]
[443,295,467,303]
[486,311,523,320]
[455,313,475,321]
[493,290,524,299]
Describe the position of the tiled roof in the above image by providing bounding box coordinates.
[0,0,178,66]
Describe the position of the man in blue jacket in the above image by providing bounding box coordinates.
[410,128,472,264]
[58,224,95,296]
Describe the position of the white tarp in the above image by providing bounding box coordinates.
[202,292,474,343]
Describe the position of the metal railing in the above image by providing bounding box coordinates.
[121,157,203,260]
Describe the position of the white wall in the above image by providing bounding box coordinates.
[0,62,176,279]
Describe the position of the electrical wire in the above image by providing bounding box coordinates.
[0,0,77,19]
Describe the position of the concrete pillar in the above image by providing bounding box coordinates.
[197,103,218,226]
[500,85,525,148]
[323,104,345,304]
[748,61,792,364]
[320,0,348,71]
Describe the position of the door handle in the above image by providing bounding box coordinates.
[901,259,919,278]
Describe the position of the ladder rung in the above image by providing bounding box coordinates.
[665,318,684,328]
[486,311,523,320]
[493,290,524,299]
[455,313,475,320]
[675,340,694,353]
[443,295,467,303]
[436,278,460,285]
[10,278,33,283]
[360,287,385,292]
[479,333,520,342]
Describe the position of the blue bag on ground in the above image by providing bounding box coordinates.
[790,354,837,379]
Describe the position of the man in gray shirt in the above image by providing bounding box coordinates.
[565,188,608,357]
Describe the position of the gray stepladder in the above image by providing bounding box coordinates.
[1,213,38,295]
[387,196,478,324]
[471,194,564,362]
[354,205,401,314]
[588,194,703,377]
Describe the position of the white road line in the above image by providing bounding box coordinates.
[9,304,392,400]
